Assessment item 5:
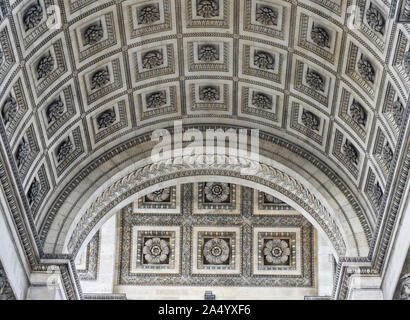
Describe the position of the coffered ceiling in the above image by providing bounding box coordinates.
[0,0,409,266]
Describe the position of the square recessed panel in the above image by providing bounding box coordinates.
[294,8,342,70]
[86,98,132,149]
[253,227,301,275]
[329,125,364,183]
[240,0,291,46]
[252,190,297,215]
[291,57,335,111]
[122,0,176,43]
[335,84,373,146]
[238,82,283,127]
[133,185,181,214]
[26,36,71,103]
[193,183,240,215]
[78,54,126,109]
[134,82,181,123]
[238,40,287,88]
[183,38,233,76]
[185,79,232,115]
[130,225,181,274]
[39,80,80,145]
[69,7,121,68]
[1,75,31,144]
[287,97,329,152]
[355,0,391,54]
[192,226,241,275]
[181,0,233,33]
[129,40,178,85]
[343,38,382,102]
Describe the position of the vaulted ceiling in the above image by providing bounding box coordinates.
[0,0,409,274]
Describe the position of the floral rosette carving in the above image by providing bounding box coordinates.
[252,93,272,109]
[97,109,116,129]
[203,238,230,264]
[255,6,278,26]
[46,97,64,124]
[91,69,110,90]
[143,237,170,264]
[264,239,291,264]
[142,50,164,69]
[37,54,54,80]
[146,188,170,202]
[146,91,167,108]
[204,182,229,203]
[301,110,320,131]
[254,51,275,70]
[84,24,104,45]
[306,70,325,91]
[23,3,43,31]
[343,141,359,165]
[311,25,330,48]
[199,87,219,102]
[366,6,385,33]
[138,5,161,24]
[2,95,17,125]
[196,0,219,19]
[198,45,219,62]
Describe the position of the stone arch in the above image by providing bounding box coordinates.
[50,148,370,260]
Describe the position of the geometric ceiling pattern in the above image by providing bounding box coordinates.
[77,184,317,291]
[0,0,409,300]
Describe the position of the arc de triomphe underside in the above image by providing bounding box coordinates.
[0,0,409,301]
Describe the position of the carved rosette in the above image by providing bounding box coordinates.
[146,188,170,202]
[372,182,383,207]
[143,237,170,264]
[343,141,359,165]
[403,51,410,78]
[204,182,229,203]
[91,69,110,90]
[37,54,55,80]
[96,109,116,129]
[196,0,219,19]
[311,25,330,48]
[15,139,30,167]
[203,238,230,264]
[382,143,393,168]
[252,92,272,109]
[350,101,367,126]
[255,5,278,26]
[301,110,320,131]
[142,50,164,69]
[146,91,167,108]
[357,56,375,83]
[137,4,160,25]
[199,86,219,102]
[306,69,325,91]
[23,3,43,31]
[27,178,40,205]
[1,95,17,125]
[365,5,385,34]
[392,99,404,126]
[46,97,64,124]
[198,45,219,62]
[254,51,275,70]
[84,23,104,45]
[56,138,73,163]
[263,239,290,264]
